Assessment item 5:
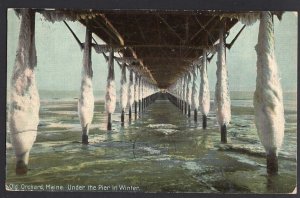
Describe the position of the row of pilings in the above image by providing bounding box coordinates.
[8,9,161,175]
[122,92,160,125]
[167,92,207,129]
[165,12,285,176]
[9,9,285,176]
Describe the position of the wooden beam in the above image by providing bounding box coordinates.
[156,14,184,43]
[98,14,125,45]
[91,44,208,50]
[190,15,216,41]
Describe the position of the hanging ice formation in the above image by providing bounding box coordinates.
[186,73,192,117]
[253,11,284,175]
[120,63,128,124]
[191,68,199,121]
[9,9,40,175]
[182,75,187,114]
[138,76,142,113]
[215,25,231,143]
[78,25,94,144]
[134,73,139,118]
[199,49,210,129]
[128,69,134,120]
[105,50,116,130]
[180,77,184,111]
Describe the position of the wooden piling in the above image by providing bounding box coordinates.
[221,124,227,143]
[129,106,132,120]
[267,150,278,175]
[107,113,112,130]
[121,110,125,124]
[203,115,207,129]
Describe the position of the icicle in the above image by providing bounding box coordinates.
[138,76,142,113]
[215,25,231,143]
[254,12,284,175]
[182,76,186,114]
[186,73,192,117]
[199,49,210,129]
[128,69,134,120]
[191,68,199,121]
[120,63,127,124]
[105,50,116,130]
[180,77,184,111]
[78,25,94,144]
[134,73,139,118]
[9,9,39,175]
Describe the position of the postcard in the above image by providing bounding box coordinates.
[5,8,297,194]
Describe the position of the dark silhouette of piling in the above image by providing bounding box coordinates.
[107,113,112,130]
[267,150,278,175]
[221,124,227,143]
[202,115,207,129]
[194,109,197,122]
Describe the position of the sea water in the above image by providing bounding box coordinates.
[5,91,297,193]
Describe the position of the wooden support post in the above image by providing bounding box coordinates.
[194,109,197,122]
[107,113,112,130]
[10,9,39,175]
[128,69,134,121]
[203,115,207,129]
[199,36,211,130]
[254,12,284,175]
[215,22,231,143]
[267,150,278,175]
[221,124,227,143]
[135,101,137,119]
[121,110,125,126]
[129,106,132,120]
[105,50,116,131]
[78,22,94,144]
[120,62,127,125]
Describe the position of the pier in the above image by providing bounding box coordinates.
[8,9,289,183]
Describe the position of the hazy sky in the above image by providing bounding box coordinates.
[7,10,297,92]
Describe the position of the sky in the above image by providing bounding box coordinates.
[7,10,298,92]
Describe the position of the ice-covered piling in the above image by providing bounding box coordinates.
[105,50,116,130]
[134,73,139,119]
[120,63,127,125]
[199,49,210,129]
[78,25,94,144]
[191,68,199,122]
[254,12,284,175]
[186,73,192,117]
[128,69,134,120]
[215,25,231,143]
[9,9,39,175]
[182,76,187,114]
[180,78,184,111]
[138,76,142,114]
